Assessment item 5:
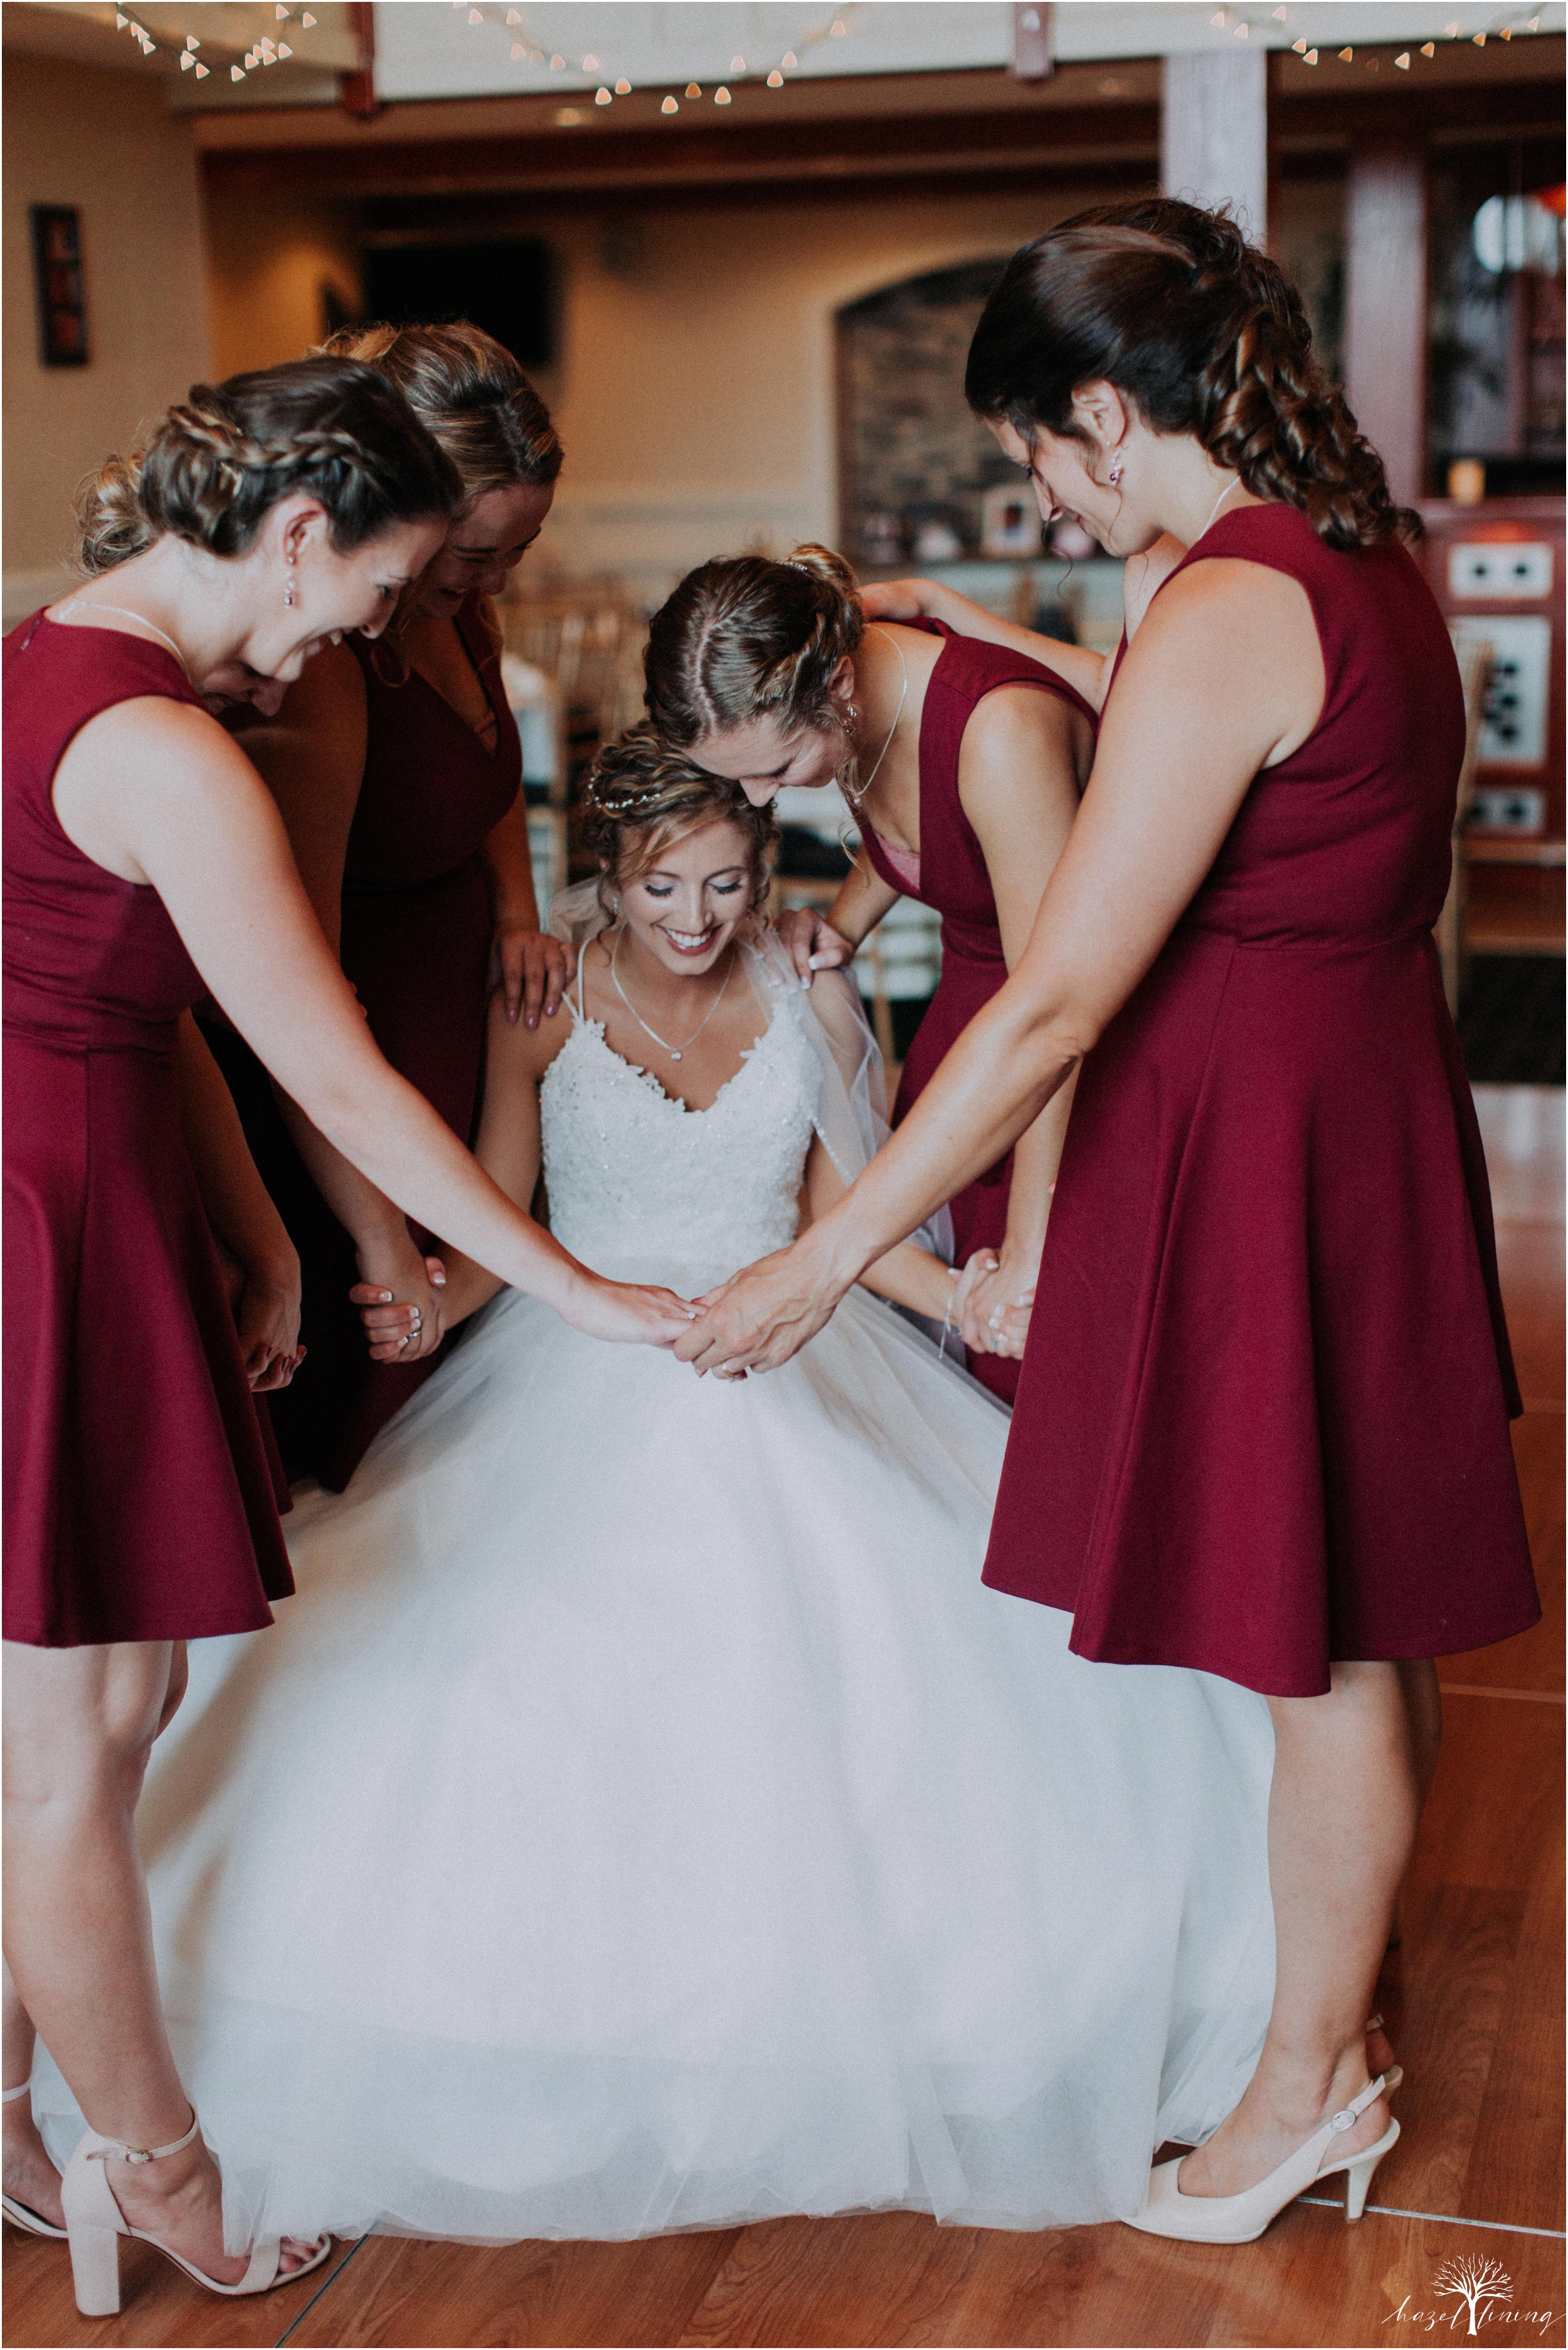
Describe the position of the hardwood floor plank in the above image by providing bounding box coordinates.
[1495,1223,1565,1409]
[0,2226,363,2350]
[1442,1411,1566,1695]
[1376,1887,1526,2222]
[1404,1697,1562,1897]
[1465,1829,1568,2234]
[284,2226,743,2347]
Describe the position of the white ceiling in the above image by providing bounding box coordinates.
[374,0,1567,102]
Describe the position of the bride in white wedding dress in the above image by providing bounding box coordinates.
[43,739,1278,2247]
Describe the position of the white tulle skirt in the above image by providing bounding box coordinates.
[36,1266,1277,2245]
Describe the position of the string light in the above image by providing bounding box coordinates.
[661,93,677,111]
[1422,40,1436,54]
[595,84,610,102]
[615,76,630,92]
[731,54,746,70]
[686,80,701,95]
[782,51,798,66]
[766,68,783,85]
[1396,50,1411,66]
[714,85,731,102]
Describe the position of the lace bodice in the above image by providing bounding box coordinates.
[540,978,825,1284]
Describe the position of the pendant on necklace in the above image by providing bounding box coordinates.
[669,1050,682,1062]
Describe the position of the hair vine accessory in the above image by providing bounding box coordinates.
[588,777,678,815]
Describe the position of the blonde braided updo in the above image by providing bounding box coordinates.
[965,198,1418,552]
[581,729,780,923]
[643,543,864,775]
[316,319,561,506]
[73,357,460,576]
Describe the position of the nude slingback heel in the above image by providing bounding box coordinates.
[60,2109,332,2317]
[1,2081,68,2241]
[1125,2068,1402,2245]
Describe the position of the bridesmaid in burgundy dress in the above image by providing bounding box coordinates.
[676,203,1539,2241]
[642,545,1094,1399]
[3,363,692,2316]
[200,322,568,1488]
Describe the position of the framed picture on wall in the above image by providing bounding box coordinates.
[31,205,88,368]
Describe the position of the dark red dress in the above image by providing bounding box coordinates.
[861,620,1096,1404]
[3,618,293,1646]
[983,506,1539,1695]
[213,598,521,1491]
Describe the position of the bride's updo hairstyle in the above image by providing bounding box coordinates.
[315,319,563,504]
[74,358,460,575]
[965,198,1418,551]
[643,543,864,768]
[582,729,780,922]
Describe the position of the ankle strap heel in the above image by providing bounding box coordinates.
[59,2105,331,2317]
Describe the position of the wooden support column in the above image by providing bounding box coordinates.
[1160,48,1268,245]
[1343,142,1429,507]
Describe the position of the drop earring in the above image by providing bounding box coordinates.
[1107,453,1125,487]
[283,559,298,609]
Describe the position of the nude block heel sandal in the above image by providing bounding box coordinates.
[1125,2068,1403,2245]
[60,2109,332,2317]
[1,2080,68,2241]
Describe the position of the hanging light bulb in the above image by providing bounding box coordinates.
[615,77,630,92]
[1396,50,1411,66]
[595,85,611,103]
[766,68,783,86]
[661,93,678,111]
[686,80,701,96]
[714,85,731,103]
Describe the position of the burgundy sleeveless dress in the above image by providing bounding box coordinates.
[983,507,1539,1696]
[3,618,293,1646]
[861,620,1096,1404]
[216,597,522,1491]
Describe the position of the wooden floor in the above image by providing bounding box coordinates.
[7,1086,1563,2350]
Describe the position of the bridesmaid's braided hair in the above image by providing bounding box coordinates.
[582,729,780,923]
[644,544,865,780]
[74,359,460,574]
[315,320,563,503]
[965,198,1419,552]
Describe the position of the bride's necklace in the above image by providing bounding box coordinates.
[608,928,735,1063]
[840,628,909,812]
[53,597,190,678]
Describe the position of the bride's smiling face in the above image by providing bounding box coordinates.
[616,817,757,976]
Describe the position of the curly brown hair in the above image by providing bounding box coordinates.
[642,543,865,772]
[581,729,780,923]
[965,198,1418,552]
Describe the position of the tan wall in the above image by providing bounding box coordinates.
[2,51,210,615]
[204,185,362,379]
[536,190,1091,598]
[195,178,1104,600]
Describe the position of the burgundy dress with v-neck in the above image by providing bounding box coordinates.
[982,505,1537,1695]
[860,620,1096,1404]
[215,596,521,1490]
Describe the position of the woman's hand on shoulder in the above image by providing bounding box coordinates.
[774,906,856,983]
[859,579,937,625]
[491,921,575,1030]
